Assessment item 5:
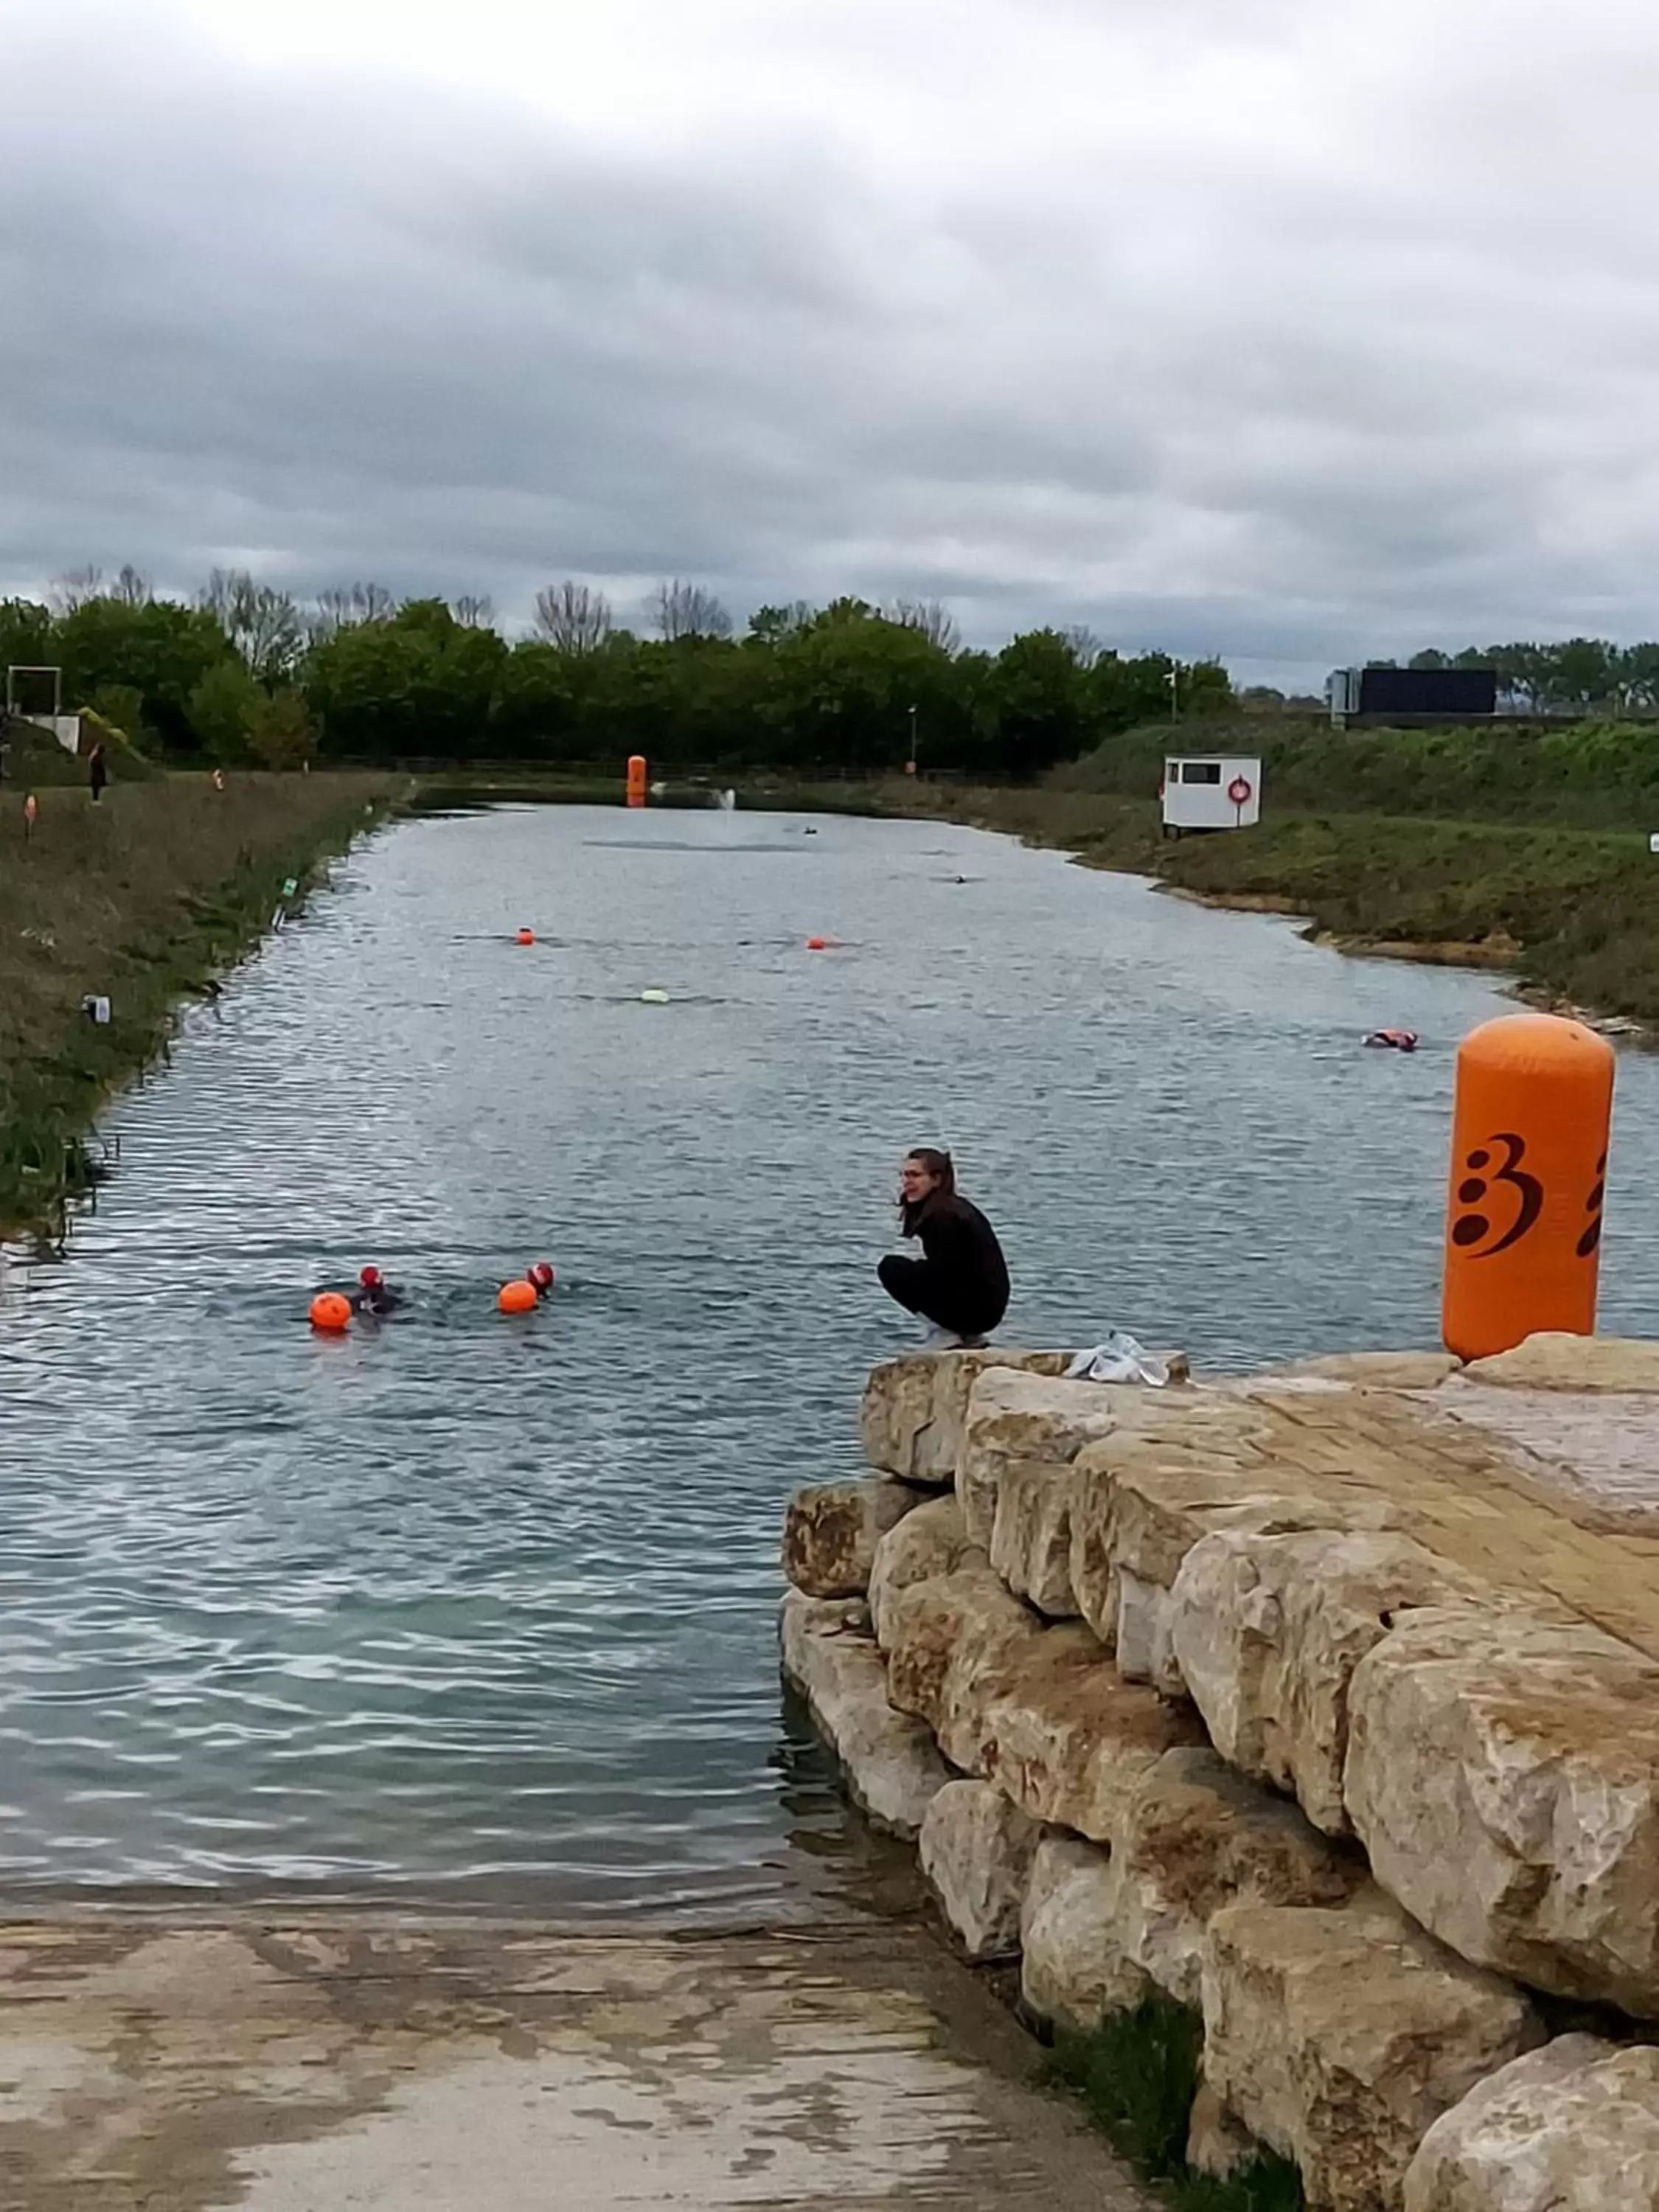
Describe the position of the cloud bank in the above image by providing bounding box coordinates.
[3,0,1658,683]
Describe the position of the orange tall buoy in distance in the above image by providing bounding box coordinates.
[516,928,535,947]
[1442,1012,1614,1361]
[626,754,648,810]
[309,1291,352,1333]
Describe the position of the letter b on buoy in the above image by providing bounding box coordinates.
[1442,1012,1614,1361]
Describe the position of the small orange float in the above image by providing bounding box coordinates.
[806,936,835,951]
[310,1291,352,1332]
[498,1279,538,1315]
[516,928,535,946]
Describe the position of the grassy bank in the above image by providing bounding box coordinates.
[779,776,1659,1029]
[1,771,400,1237]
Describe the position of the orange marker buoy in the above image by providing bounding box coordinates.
[516,928,535,946]
[626,754,648,810]
[309,1291,352,1332]
[1442,1012,1615,1362]
[498,1279,538,1315]
[806,936,828,951]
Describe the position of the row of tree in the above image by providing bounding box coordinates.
[0,569,1234,776]
[1242,641,1659,716]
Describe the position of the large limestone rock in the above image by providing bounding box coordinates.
[1169,1528,1510,1835]
[882,1568,1043,1773]
[958,1370,1124,1612]
[860,1349,1072,1486]
[869,1494,987,1648]
[1464,1334,1659,1393]
[1105,1747,1363,2008]
[778,1590,951,1838]
[1274,1352,1464,1391]
[1020,1833,1149,2034]
[1346,1608,1659,2015]
[918,1780,1042,1962]
[976,1624,1202,1843]
[1068,1395,1413,1666]
[1187,2080,1260,2183]
[782,1478,921,1599]
[986,1459,1084,1618]
[1403,2035,1659,2212]
[1203,1891,1542,2212]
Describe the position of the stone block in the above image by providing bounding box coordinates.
[917,1779,1043,1962]
[1113,1567,1183,1694]
[1187,2079,1260,2183]
[778,1590,950,1839]
[1020,1833,1149,2034]
[1464,1334,1659,1393]
[869,1495,987,1648]
[1203,1891,1542,2212]
[881,1568,1043,1774]
[987,1458,1083,1618]
[860,1349,1072,1486]
[1274,1352,1464,1391]
[1170,1528,1508,1835]
[1106,1747,1363,2008]
[1068,1394,1411,1658]
[782,1478,921,1599]
[1346,1609,1659,2016]
[959,1367,1121,1557]
[1403,2035,1659,2212]
[978,1626,1203,1844]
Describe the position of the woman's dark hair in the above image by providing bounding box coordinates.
[900,1147,955,1235]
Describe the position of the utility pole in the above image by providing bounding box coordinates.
[1168,663,1180,723]
[906,703,919,776]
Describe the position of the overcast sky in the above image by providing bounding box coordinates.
[3,0,1658,685]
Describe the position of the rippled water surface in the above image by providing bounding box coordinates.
[4,804,1659,1915]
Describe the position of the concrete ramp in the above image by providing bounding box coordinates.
[0,1917,1150,2210]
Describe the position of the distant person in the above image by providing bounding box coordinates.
[526,1261,556,1300]
[350,1266,403,1318]
[878,1147,1010,1349]
[88,742,108,804]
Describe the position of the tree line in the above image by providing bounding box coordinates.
[0,568,1234,778]
[1242,640,1659,717]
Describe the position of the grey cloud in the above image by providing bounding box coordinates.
[3,1,1659,684]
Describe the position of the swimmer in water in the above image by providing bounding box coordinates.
[527,1262,556,1300]
[350,1266,403,1317]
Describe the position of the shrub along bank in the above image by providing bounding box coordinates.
[0,771,400,1237]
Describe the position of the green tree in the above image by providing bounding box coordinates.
[988,630,1090,774]
[246,689,316,768]
[488,644,579,759]
[187,659,263,762]
[58,597,237,750]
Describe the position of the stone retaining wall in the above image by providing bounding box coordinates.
[779,1340,1659,2212]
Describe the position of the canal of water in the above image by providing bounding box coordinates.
[2,804,1656,1916]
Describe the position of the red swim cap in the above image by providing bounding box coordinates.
[360,1266,382,1287]
[529,1262,555,1290]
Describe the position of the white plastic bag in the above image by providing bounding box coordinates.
[1065,1332,1170,1388]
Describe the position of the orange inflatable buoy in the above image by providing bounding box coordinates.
[310,1291,352,1333]
[516,928,535,946]
[626,754,648,810]
[806,936,829,951]
[1442,1012,1615,1362]
[498,1279,538,1315]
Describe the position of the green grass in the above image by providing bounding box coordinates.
[0,770,400,1237]
[1046,1997,1304,2211]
